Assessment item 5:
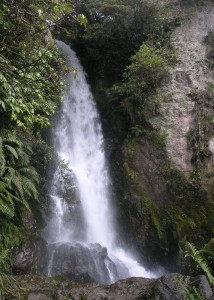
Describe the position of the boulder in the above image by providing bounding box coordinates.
[47,242,120,284]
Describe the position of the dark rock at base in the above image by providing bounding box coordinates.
[5,273,214,300]
[13,238,48,275]
[189,275,213,299]
[48,242,119,284]
[13,243,35,273]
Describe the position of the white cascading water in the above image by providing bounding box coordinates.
[44,40,158,283]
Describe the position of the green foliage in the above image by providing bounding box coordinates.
[0,0,72,129]
[129,125,143,137]
[123,162,138,183]
[77,14,88,29]
[30,134,54,178]
[125,44,167,91]
[185,242,214,288]
[185,287,204,300]
[0,133,39,205]
[203,238,214,269]
[111,44,167,126]
[160,161,197,202]
[0,131,40,273]
[0,219,25,274]
[57,0,179,80]
[0,0,74,275]
[175,276,204,300]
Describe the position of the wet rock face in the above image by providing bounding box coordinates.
[156,1,214,177]
[13,239,48,275]
[6,273,214,300]
[48,242,119,284]
[13,244,35,273]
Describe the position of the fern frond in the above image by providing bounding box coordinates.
[0,138,6,176]
[3,135,22,148]
[0,248,11,290]
[26,145,33,154]
[13,195,30,211]
[2,176,12,189]
[4,145,18,160]
[0,249,10,266]
[20,167,39,184]
[17,148,30,165]
[185,286,204,300]
[199,250,214,258]
[0,137,3,162]
[6,167,24,197]
[0,196,14,218]
[185,242,214,288]
[0,155,6,177]
[0,180,8,192]
[0,181,15,204]
[21,176,38,201]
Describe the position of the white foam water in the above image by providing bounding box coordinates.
[45,40,158,282]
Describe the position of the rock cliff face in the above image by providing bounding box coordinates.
[110,0,214,270]
[155,0,214,176]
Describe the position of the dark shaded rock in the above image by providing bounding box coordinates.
[149,274,187,299]
[145,274,213,300]
[13,244,35,273]
[13,238,48,275]
[189,275,213,299]
[114,137,180,271]
[48,242,120,284]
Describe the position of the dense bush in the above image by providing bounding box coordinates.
[111,44,168,127]
[0,0,72,273]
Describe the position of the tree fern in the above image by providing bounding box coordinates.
[4,145,18,160]
[5,167,24,197]
[20,167,39,184]
[0,133,39,218]
[12,194,30,211]
[3,135,22,149]
[17,148,30,166]
[0,197,15,218]
[0,181,18,218]
[21,176,38,201]
[185,242,214,288]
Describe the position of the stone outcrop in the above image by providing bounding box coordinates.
[5,274,213,300]
[112,0,214,271]
[47,242,121,284]
[153,0,214,176]
[13,238,48,275]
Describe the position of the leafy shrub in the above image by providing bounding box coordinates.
[111,43,167,126]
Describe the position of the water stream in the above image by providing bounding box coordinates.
[43,41,157,284]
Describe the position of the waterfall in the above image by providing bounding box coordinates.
[43,40,157,283]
